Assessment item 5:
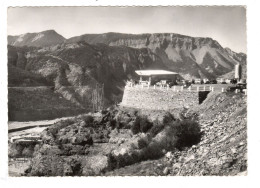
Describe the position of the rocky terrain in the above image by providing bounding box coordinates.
[172,93,247,176]
[105,92,247,176]
[8,91,247,176]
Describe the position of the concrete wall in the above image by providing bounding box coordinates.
[121,87,209,110]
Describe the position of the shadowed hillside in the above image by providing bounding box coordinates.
[8,41,167,120]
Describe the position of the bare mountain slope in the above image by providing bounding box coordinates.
[8,30,65,47]
[8,30,247,80]
[8,41,167,120]
[67,32,246,79]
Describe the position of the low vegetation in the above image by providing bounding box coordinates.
[10,92,247,176]
[9,106,203,176]
[131,115,153,134]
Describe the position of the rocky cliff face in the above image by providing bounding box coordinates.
[8,31,247,80]
[67,32,247,80]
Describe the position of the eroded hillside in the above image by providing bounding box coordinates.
[66,32,247,80]
[8,91,247,176]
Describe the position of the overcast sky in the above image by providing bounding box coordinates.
[7,6,246,53]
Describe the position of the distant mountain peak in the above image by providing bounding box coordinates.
[8,30,65,47]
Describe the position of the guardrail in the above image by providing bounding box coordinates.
[125,84,247,95]
[126,84,212,91]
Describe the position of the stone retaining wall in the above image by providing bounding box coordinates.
[121,87,210,110]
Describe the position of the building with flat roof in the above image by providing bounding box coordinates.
[135,70,179,85]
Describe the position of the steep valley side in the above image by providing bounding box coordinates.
[8,42,167,121]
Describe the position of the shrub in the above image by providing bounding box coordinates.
[166,120,202,149]
[140,117,153,133]
[81,115,94,125]
[131,115,153,134]
[131,120,140,134]
[162,112,175,124]
[137,137,148,149]
[29,155,66,176]
[141,120,201,160]
[107,151,142,170]
[106,119,116,129]
[48,118,76,136]
[21,145,35,157]
[106,119,202,171]
[149,119,164,137]
[141,141,165,160]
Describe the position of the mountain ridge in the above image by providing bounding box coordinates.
[8,30,247,80]
[7,30,247,120]
[8,30,246,54]
[8,30,66,47]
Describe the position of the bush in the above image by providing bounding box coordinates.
[131,120,140,134]
[137,137,148,149]
[149,119,165,137]
[106,119,116,129]
[48,118,76,136]
[80,115,94,126]
[107,151,142,170]
[166,120,202,149]
[106,119,202,171]
[141,119,201,160]
[131,115,153,134]
[162,112,175,124]
[141,141,165,160]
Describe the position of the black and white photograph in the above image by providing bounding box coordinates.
[6,6,248,177]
